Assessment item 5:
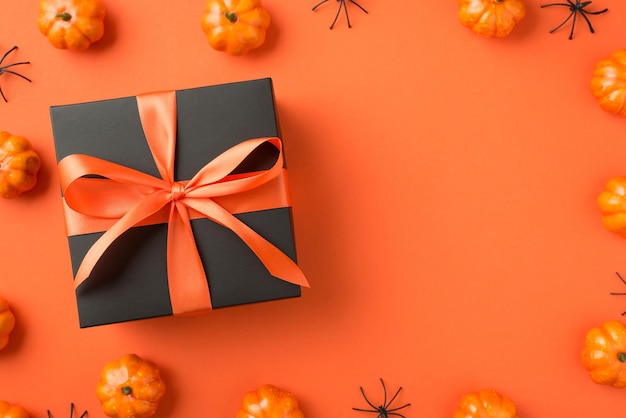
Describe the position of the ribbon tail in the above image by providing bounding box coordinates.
[167,202,213,314]
[136,91,177,183]
[74,191,171,289]
[185,198,310,288]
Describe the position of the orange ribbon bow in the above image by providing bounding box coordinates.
[57,90,308,315]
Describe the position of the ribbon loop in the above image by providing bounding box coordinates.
[59,90,309,316]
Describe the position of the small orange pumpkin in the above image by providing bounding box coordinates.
[0,401,29,418]
[458,0,526,38]
[0,296,15,350]
[453,389,518,418]
[581,320,626,388]
[200,0,271,56]
[597,176,626,237]
[236,384,304,418]
[590,49,626,117]
[38,0,106,51]
[96,354,166,418]
[0,131,41,199]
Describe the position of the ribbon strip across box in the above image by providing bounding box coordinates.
[50,78,309,328]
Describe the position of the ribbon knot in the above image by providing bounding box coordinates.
[170,182,187,201]
[57,90,309,316]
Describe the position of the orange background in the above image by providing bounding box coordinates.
[1,0,626,416]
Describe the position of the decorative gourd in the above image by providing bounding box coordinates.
[453,389,518,418]
[597,176,626,237]
[0,296,15,350]
[0,401,29,418]
[96,354,166,418]
[236,384,304,418]
[590,50,626,117]
[581,320,626,388]
[38,0,106,51]
[458,0,526,38]
[0,132,40,199]
[201,0,271,56]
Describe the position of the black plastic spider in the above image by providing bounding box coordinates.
[0,45,31,102]
[541,0,608,40]
[352,378,410,418]
[610,272,626,315]
[47,403,87,418]
[312,0,368,29]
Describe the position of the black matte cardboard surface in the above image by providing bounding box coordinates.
[50,78,301,328]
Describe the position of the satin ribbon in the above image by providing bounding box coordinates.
[58,90,309,315]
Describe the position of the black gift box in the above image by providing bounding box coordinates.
[50,78,302,328]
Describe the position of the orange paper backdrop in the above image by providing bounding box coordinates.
[2,0,626,416]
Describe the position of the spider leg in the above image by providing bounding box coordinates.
[347,0,368,14]
[612,273,626,298]
[546,10,575,34]
[385,385,403,408]
[379,378,388,408]
[352,407,378,412]
[387,413,408,418]
[0,61,31,70]
[338,0,350,29]
[0,69,32,83]
[311,0,329,11]
[583,7,609,14]
[78,405,88,418]
[384,387,410,412]
[540,3,575,7]
[358,385,379,410]
[567,9,578,39]
[0,46,18,66]
[0,86,7,103]
[578,9,598,33]
[387,403,411,412]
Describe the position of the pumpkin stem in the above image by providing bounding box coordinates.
[224,11,238,23]
[121,386,132,396]
[618,352,626,363]
[55,12,72,21]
